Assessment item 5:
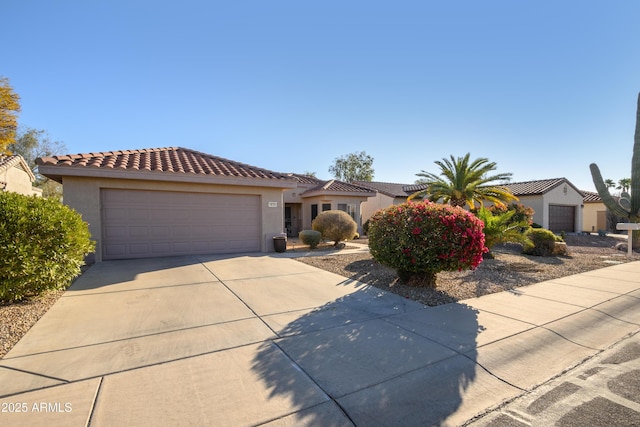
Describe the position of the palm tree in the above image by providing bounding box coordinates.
[410,153,517,208]
[617,178,631,193]
[604,179,616,190]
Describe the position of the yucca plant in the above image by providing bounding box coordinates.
[590,92,640,244]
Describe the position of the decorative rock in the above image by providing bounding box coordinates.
[616,242,629,253]
[553,242,569,256]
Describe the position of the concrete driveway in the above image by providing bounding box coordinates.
[0,255,638,426]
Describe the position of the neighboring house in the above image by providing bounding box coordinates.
[354,181,426,225]
[0,155,42,196]
[501,178,584,233]
[358,177,585,234]
[581,190,631,234]
[582,191,608,233]
[284,174,376,237]
[36,147,299,262]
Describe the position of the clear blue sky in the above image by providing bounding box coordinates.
[4,1,640,191]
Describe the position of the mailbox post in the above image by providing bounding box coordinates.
[616,223,640,257]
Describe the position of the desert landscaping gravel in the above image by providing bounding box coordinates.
[296,235,640,307]
[1,235,637,359]
[0,288,65,358]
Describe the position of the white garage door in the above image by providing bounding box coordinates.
[102,189,261,260]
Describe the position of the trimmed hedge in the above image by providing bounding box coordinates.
[368,201,487,287]
[299,229,322,249]
[523,228,563,256]
[312,210,357,246]
[0,192,95,302]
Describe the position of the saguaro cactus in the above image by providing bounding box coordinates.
[590,92,640,240]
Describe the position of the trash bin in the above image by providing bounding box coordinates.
[273,235,287,253]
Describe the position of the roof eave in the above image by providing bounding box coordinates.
[300,190,376,198]
[37,165,299,189]
[505,178,584,197]
[0,156,36,182]
[512,191,544,197]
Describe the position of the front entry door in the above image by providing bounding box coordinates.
[285,206,292,236]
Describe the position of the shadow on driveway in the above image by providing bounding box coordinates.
[252,290,483,426]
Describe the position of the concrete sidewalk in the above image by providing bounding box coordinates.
[0,256,638,426]
[467,330,640,426]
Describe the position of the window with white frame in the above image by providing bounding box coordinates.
[337,203,356,221]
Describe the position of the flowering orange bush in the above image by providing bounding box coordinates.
[368,201,487,287]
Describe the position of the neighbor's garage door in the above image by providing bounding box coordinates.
[548,205,575,233]
[102,189,260,260]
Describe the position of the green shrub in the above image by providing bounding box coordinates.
[474,207,531,258]
[298,229,322,249]
[523,228,562,256]
[368,201,488,287]
[0,192,95,302]
[312,210,357,246]
[486,203,535,226]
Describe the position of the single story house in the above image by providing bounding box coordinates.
[353,181,426,225]
[37,147,300,262]
[37,147,378,262]
[358,177,585,234]
[0,155,42,196]
[283,174,375,237]
[582,191,607,233]
[581,191,633,234]
[501,178,584,233]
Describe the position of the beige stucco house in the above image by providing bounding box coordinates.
[501,178,584,233]
[353,181,426,226]
[0,155,42,196]
[358,177,585,234]
[37,147,300,262]
[283,174,375,237]
[37,147,377,262]
[582,191,608,233]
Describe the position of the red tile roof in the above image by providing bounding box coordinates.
[316,179,374,193]
[354,181,417,198]
[0,155,35,181]
[582,191,603,203]
[286,173,321,184]
[402,183,429,194]
[36,147,291,181]
[286,175,376,196]
[0,155,19,171]
[502,178,583,197]
[359,178,596,201]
